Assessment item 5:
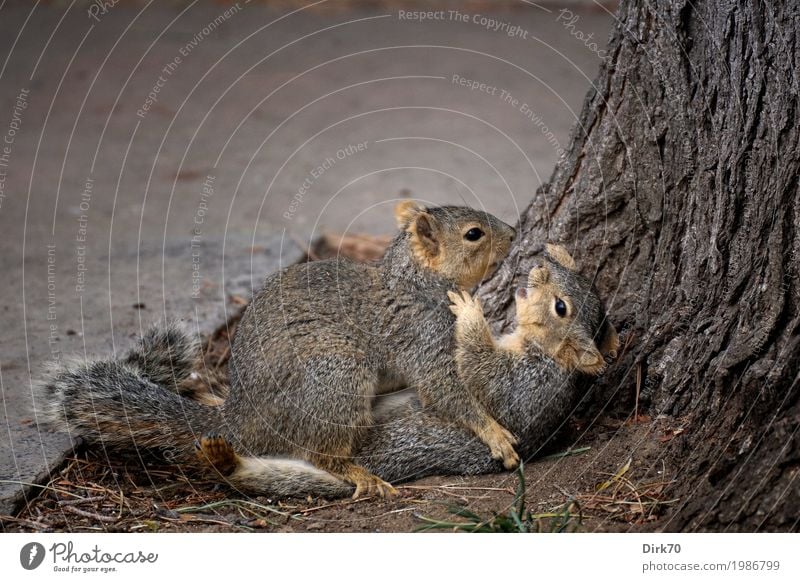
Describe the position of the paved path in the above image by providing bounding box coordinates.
[0,1,613,515]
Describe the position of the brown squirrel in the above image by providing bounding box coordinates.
[195,244,619,491]
[36,202,518,498]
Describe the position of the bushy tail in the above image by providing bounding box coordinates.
[34,321,221,466]
[123,320,229,405]
[36,321,355,498]
[122,320,200,388]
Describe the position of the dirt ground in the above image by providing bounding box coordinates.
[2,418,678,533]
[2,235,680,534]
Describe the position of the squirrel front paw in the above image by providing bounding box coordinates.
[448,290,483,318]
[479,421,520,470]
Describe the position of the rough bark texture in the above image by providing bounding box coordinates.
[479,0,799,532]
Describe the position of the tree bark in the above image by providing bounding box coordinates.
[478,0,800,532]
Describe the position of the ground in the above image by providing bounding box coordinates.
[0,0,623,530]
[2,420,674,533]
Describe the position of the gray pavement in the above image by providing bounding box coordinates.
[0,0,613,515]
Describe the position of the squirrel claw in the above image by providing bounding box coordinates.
[447,291,464,316]
[352,475,397,500]
[376,481,398,499]
[448,290,481,317]
[490,440,520,470]
[481,421,520,470]
[502,452,521,471]
[500,426,518,447]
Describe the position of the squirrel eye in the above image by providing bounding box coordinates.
[464,227,484,241]
[554,298,568,317]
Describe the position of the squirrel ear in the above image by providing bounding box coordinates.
[545,244,577,271]
[409,211,440,258]
[528,264,550,287]
[557,339,605,375]
[597,318,620,359]
[395,200,425,229]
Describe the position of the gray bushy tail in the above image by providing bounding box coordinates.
[34,321,222,465]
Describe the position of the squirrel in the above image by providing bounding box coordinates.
[195,244,619,489]
[35,202,518,499]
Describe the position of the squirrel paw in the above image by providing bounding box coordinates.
[195,434,239,476]
[481,422,520,470]
[448,290,482,318]
[345,467,398,500]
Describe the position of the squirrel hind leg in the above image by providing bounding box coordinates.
[292,355,394,498]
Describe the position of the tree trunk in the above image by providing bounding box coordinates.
[478,0,799,532]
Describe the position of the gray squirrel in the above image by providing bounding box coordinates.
[359,244,618,482]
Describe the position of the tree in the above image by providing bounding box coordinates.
[478,0,799,532]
